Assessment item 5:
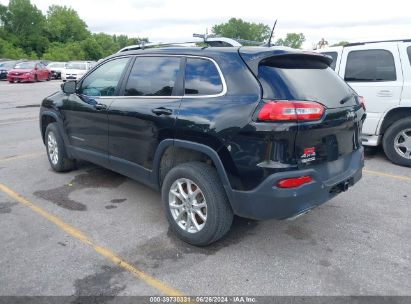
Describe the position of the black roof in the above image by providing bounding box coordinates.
[106,46,333,72]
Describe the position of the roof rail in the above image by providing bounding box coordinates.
[346,38,411,46]
[117,36,264,53]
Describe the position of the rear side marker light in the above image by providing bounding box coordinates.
[277,176,313,188]
[258,101,324,121]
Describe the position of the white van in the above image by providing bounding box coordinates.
[318,39,411,166]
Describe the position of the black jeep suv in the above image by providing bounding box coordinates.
[39,46,365,246]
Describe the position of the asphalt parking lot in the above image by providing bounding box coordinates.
[0,80,410,297]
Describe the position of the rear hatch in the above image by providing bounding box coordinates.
[240,49,364,169]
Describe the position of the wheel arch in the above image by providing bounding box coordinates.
[379,107,411,135]
[40,111,73,158]
[40,111,59,143]
[152,139,234,203]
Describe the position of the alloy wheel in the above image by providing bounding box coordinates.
[47,132,59,165]
[168,178,207,233]
[394,128,411,159]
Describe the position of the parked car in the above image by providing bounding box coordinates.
[0,60,18,80]
[39,45,365,246]
[61,61,95,82]
[318,39,411,166]
[47,62,67,79]
[7,61,51,83]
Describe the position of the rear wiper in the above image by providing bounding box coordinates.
[340,93,355,105]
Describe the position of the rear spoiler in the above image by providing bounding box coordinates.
[239,47,333,76]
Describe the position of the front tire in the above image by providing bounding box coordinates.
[382,118,411,167]
[34,74,38,82]
[162,162,233,246]
[45,123,76,172]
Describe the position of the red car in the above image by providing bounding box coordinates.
[7,61,51,83]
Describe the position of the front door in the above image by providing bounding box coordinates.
[61,57,131,166]
[107,56,183,180]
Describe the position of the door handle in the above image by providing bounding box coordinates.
[377,90,393,97]
[94,103,107,110]
[152,107,173,116]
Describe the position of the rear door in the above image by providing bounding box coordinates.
[339,44,403,135]
[107,55,183,178]
[256,55,364,168]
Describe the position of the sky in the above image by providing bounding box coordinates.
[1,0,411,49]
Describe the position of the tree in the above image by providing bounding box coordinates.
[276,33,306,49]
[93,33,118,57]
[81,37,103,60]
[0,37,27,59]
[42,41,85,61]
[212,18,271,42]
[0,4,7,25]
[332,41,349,47]
[2,0,47,56]
[46,5,89,43]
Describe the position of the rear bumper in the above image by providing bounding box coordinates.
[229,147,364,220]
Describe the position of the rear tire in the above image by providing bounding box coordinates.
[46,74,51,81]
[45,123,76,172]
[382,117,411,167]
[162,162,233,246]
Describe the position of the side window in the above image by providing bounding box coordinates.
[407,46,411,65]
[79,57,129,96]
[344,49,396,82]
[323,52,338,70]
[184,58,223,96]
[124,57,181,96]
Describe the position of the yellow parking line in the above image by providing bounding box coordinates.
[0,152,45,163]
[363,169,411,182]
[0,183,184,297]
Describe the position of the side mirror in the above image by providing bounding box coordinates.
[62,81,77,94]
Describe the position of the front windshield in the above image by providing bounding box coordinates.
[0,61,16,68]
[14,62,36,69]
[66,62,87,70]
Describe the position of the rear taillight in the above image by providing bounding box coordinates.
[358,96,366,111]
[277,176,313,188]
[257,101,324,122]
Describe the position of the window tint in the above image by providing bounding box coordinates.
[125,57,181,96]
[184,58,223,96]
[258,57,354,109]
[407,46,411,65]
[79,57,129,96]
[345,50,396,82]
[323,52,338,70]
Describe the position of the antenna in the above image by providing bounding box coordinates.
[267,20,277,47]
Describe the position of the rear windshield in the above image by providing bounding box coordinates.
[258,56,355,108]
